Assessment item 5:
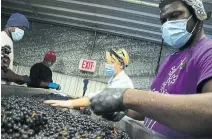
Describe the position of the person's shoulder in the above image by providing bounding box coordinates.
[123,72,132,81]
[1,31,10,39]
[31,63,42,68]
[121,71,134,88]
[1,31,6,36]
[113,71,130,81]
[193,37,212,59]
[1,31,13,47]
[194,37,212,52]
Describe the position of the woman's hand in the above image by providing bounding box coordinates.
[44,100,72,108]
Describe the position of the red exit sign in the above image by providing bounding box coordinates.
[79,58,97,72]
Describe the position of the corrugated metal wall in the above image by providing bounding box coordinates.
[13,65,107,97]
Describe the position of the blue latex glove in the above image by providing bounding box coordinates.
[48,82,61,90]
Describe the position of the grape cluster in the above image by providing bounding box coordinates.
[1,94,130,139]
[1,96,48,139]
[31,93,73,100]
[80,108,92,116]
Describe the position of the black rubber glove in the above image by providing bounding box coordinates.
[102,110,128,122]
[1,54,10,72]
[90,88,128,115]
[1,45,11,72]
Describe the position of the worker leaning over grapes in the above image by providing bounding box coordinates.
[27,50,61,90]
[1,13,31,85]
[45,48,135,122]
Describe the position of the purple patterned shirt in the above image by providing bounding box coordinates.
[144,37,212,138]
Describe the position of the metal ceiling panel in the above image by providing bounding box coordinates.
[2,0,212,42]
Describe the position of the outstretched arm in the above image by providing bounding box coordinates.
[90,79,212,137]
[123,80,212,137]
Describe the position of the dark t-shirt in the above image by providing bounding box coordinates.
[27,63,53,88]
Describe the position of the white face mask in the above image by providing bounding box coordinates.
[45,61,54,67]
[11,28,24,41]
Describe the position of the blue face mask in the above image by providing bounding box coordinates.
[161,15,197,49]
[104,63,115,76]
[11,28,24,41]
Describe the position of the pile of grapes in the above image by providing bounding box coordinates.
[80,108,92,116]
[1,93,130,139]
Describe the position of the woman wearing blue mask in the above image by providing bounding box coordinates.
[104,48,134,88]
[44,48,134,121]
[1,13,30,85]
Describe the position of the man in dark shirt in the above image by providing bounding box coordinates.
[27,50,61,90]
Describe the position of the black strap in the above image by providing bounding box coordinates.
[109,49,126,68]
[155,39,164,75]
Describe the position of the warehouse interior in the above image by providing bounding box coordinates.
[1,0,212,139]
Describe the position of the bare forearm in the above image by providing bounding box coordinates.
[1,69,25,84]
[127,109,144,121]
[70,97,90,107]
[123,89,212,137]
